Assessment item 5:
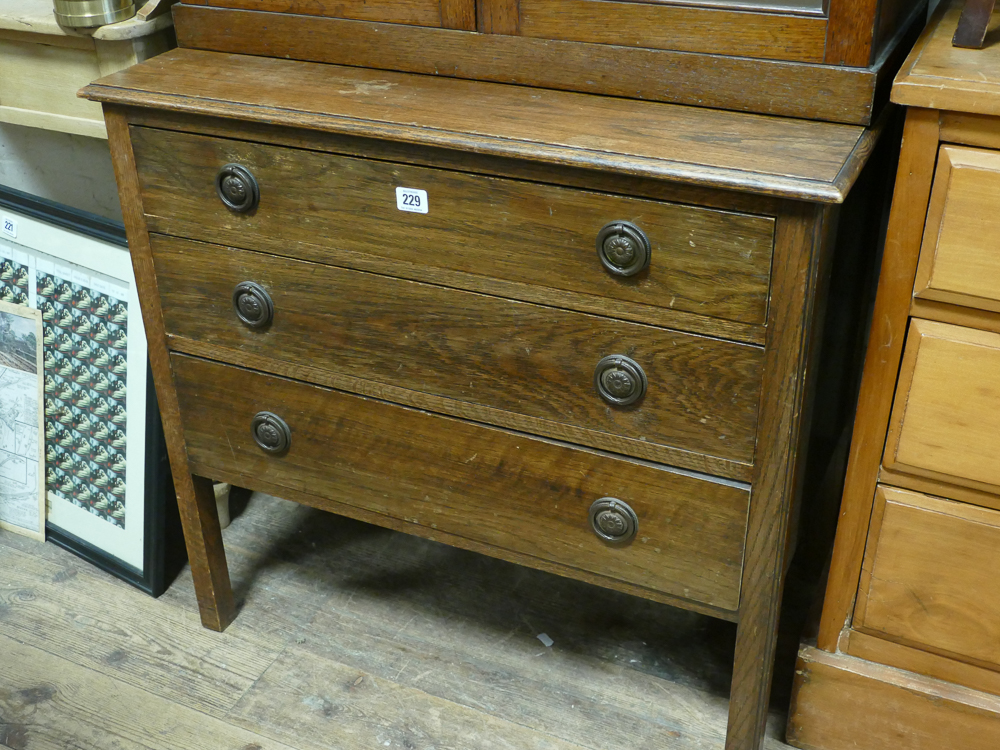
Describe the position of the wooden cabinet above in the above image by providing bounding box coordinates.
[172,0,928,124]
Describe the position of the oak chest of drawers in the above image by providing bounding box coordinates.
[84,47,888,749]
[788,4,1000,749]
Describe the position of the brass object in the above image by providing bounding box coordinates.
[594,354,647,407]
[588,497,639,543]
[251,411,291,454]
[596,221,651,277]
[215,164,260,213]
[232,281,273,328]
[53,0,135,28]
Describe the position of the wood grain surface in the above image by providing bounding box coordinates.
[104,106,236,632]
[182,0,457,26]
[847,628,1000,697]
[878,466,1000,508]
[788,646,1000,750]
[79,48,873,202]
[854,486,1000,672]
[171,353,751,613]
[815,107,941,652]
[131,126,775,331]
[883,319,1000,493]
[892,0,1000,114]
[517,0,826,62]
[152,236,764,467]
[914,146,1000,313]
[725,203,828,749]
[477,0,518,33]
[0,496,798,750]
[163,4,909,126]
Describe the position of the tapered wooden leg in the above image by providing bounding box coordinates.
[104,105,236,631]
[726,203,832,749]
[176,474,237,630]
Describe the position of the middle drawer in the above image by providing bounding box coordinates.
[152,235,763,474]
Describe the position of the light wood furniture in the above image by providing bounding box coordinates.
[168,0,926,124]
[81,42,895,748]
[0,0,173,138]
[788,3,1000,748]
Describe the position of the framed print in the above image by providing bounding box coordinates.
[0,300,44,541]
[0,185,185,595]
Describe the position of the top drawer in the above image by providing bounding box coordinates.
[131,127,774,336]
[914,146,1000,314]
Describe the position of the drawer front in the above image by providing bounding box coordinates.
[132,127,775,332]
[152,236,763,467]
[884,319,1000,492]
[856,486,1000,671]
[171,354,750,611]
[914,146,1000,313]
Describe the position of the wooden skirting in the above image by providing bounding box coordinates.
[787,646,1000,750]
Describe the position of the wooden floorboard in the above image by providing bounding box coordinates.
[0,492,795,749]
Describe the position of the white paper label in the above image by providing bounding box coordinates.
[1,216,16,239]
[395,187,428,214]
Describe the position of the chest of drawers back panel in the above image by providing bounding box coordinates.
[85,48,883,750]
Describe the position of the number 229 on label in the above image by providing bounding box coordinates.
[395,187,428,214]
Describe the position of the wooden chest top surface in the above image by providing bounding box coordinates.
[81,47,877,203]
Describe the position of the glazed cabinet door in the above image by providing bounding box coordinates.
[479,0,828,62]
[182,0,477,30]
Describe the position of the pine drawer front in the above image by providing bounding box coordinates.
[131,126,775,334]
[171,353,751,612]
[855,486,1000,671]
[883,319,1000,493]
[152,236,764,471]
[914,147,1000,314]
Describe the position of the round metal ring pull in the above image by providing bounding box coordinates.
[251,411,291,454]
[589,497,639,544]
[596,221,651,277]
[232,281,274,329]
[215,163,260,213]
[594,354,647,407]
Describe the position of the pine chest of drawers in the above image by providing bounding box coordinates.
[84,47,886,750]
[789,4,1000,749]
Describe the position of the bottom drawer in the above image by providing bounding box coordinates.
[171,354,750,613]
[855,485,1000,671]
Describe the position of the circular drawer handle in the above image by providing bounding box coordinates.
[589,497,639,544]
[596,221,650,277]
[232,281,274,329]
[251,411,291,454]
[594,354,647,407]
[215,163,260,213]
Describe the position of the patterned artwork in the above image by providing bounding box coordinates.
[0,257,30,307]
[2,249,130,530]
[37,269,129,528]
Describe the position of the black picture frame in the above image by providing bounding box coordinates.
[0,185,186,596]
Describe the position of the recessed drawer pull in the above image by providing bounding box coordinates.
[232,281,273,328]
[589,497,639,544]
[594,354,647,407]
[596,220,651,277]
[251,411,291,454]
[215,163,260,213]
